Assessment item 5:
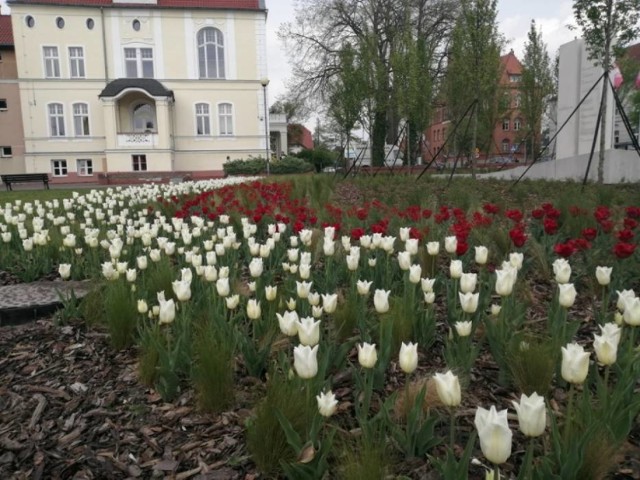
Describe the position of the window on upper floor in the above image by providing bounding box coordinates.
[52,159,67,176]
[73,103,90,136]
[43,46,60,78]
[1,146,12,157]
[125,47,154,78]
[198,27,225,79]
[0,99,6,111]
[69,47,85,78]
[77,159,93,176]
[195,103,211,136]
[514,93,521,108]
[502,118,510,131]
[218,103,233,135]
[513,118,522,132]
[48,103,65,137]
[509,74,521,83]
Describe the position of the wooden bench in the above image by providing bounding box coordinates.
[1,173,50,191]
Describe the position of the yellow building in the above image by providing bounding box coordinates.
[7,0,268,184]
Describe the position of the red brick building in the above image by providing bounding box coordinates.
[424,49,525,163]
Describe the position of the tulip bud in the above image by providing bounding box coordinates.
[475,246,489,265]
[445,236,457,254]
[595,266,612,286]
[296,316,321,346]
[399,342,418,374]
[424,291,436,304]
[287,297,297,310]
[490,304,502,317]
[357,279,372,296]
[126,268,137,283]
[433,370,461,407]
[558,283,577,308]
[459,292,479,314]
[623,296,640,326]
[322,293,338,314]
[323,237,335,256]
[454,320,472,337]
[136,255,148,270]
[216,277,230,297]
[421,277,436,293]
[137,299,148,314]
[511,392,546,437]
[172,280,191,302]
[58,263,71,280]
[495,267,516,297]
[357,342,377,368]
[509,252,524,270]
[299,263,311,280]
[159,298,176,325]
[277,310,299,336]
[409,264,422,284]
[368,257,377,267]
[293,344,318,379]
[427,241,440,256]
[225,294,240,310]
[405,238,419,255]
[316,390,338,417]
[265,285,277,301]
[249,257,263,278]
[474,406,512,465]
[616,289,636,312]
[561,343,590,384]
[593,334,617,365]
[398,251,411,271]
[553,258,571,284]
[459,272,477,294]
[449,259,463,279]
[346,254,359,271]
[373,289,390,313]
[296,280,313,299]
[307,291,320,306]
[247,299,261,320]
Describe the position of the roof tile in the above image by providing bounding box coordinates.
[0,15,13,46]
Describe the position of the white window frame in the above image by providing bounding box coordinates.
[68,46,85,78]
[43,46,61,78]
[195,102,211,136]
[72,102,90,136]
[52,159,67,176]
[197,27,225,79]
[48,103,66,137]
[77,159,93,176]
[132,154,147,172]
[501,140,510,153]
[0,98,7,111]
[513,118,521,132]
[502,119,510,131]
[217,102,234,136]
[124,47,154,78]
[1,146,12,157]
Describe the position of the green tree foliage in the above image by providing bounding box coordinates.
[521,20,554,161]
[281,0,454,166]
[572,0,640,183]
[445,0,503,176]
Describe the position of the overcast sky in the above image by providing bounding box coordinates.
[1,0,579,105]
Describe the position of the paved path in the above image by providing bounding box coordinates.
[0,281,92,326]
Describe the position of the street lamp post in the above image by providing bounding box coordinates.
[260,78,270,176]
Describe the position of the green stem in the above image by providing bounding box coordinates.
[449,407,456,449]
[521,437,536,480]
[564,384,576,443]
[600,285,607,324]
[603,365,610,411]
[494,464,501,480]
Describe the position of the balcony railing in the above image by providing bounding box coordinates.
[117,132,158,148]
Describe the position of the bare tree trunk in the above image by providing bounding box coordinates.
[597,70,608,184]
[471,98,478,179]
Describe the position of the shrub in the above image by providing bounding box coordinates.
[269,155,314,174]
[223,157,267,175]
[294,148,338,172]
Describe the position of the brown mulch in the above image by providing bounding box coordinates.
[0,319,255,480]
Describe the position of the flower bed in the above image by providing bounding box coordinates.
[0,177,639,479]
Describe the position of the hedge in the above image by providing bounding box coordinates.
[223,156,314,175]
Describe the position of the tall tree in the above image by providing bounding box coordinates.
[572,0,640,183]
[445,0,503,177]
[327,43,368,157]
[520,20,554,161]
[280,0,454,166]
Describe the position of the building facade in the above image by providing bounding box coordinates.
[6,0,268,184]
[424,50,526,163]
[0,14,26,174]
